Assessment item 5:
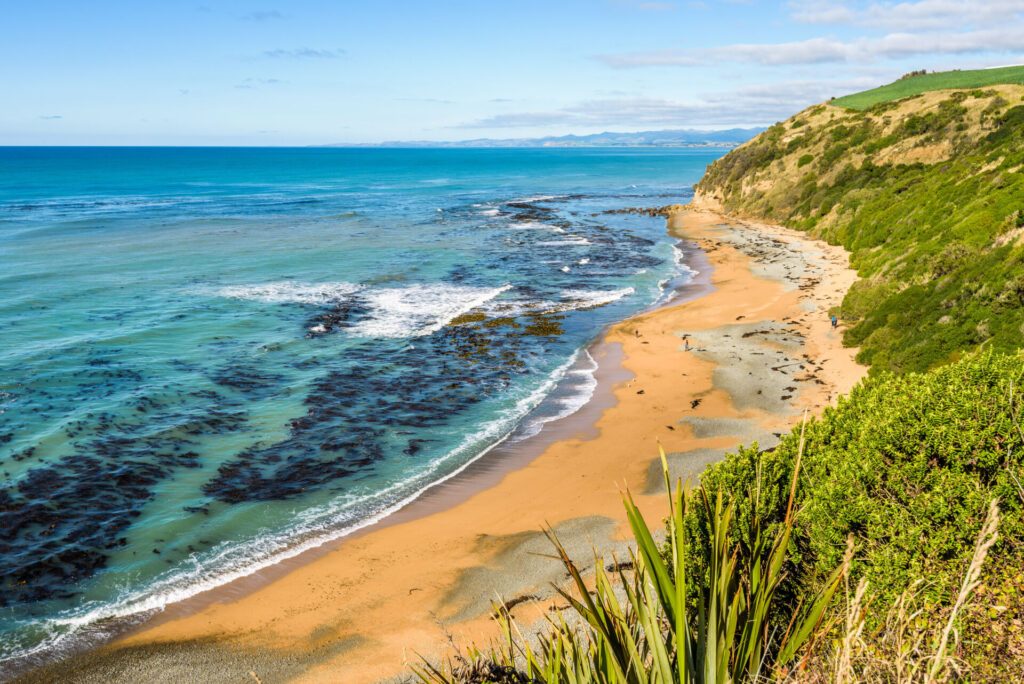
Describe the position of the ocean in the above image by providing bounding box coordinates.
[0,146,724,670]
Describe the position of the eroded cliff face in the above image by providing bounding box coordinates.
[692,85,1024,372]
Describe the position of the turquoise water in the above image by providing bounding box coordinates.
[0,147,722,669]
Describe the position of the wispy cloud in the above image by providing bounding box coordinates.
[39,115,62,120]
[262,47,345,59]
[598,27,1024,67]
[790,0,1024,30]
[235,77,286,89]
[242,9,285,21]
[460,79,875,129]
[600,0,1024,69]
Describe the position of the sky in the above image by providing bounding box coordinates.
[3,0,1024,145]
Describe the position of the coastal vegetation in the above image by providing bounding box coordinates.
[416,435,848,684]
[415,75,1024,682]
[417,352,1019,682]
[697,79,1024,373]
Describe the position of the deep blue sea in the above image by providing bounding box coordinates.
[0,146,723,668]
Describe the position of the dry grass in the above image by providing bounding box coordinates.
[786,499,1001,684]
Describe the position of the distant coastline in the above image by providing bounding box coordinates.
[317,127,763,149]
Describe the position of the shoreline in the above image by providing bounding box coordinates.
[13,205,866,684]
[3,226,714,684]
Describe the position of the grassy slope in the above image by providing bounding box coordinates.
[696,83,1024,373]
[833,65,1024,110]
[690,78,1024,677]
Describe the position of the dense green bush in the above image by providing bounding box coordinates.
[692,351,1024,613]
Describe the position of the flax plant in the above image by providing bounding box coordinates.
[414,419,848,684]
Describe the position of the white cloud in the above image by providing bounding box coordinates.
[263,48,345,59]
[460,78,877,129]
[790,0,1024,30]
[598,27,1024,67]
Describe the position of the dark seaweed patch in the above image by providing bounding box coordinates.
[0,386,246,608]
[210,364,286,399]
[1,189,675,618]
[202,317,538,504]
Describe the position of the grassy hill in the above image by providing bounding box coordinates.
[418,77,1024,683]
[697,83,1024,372]
[833,65,1024,110]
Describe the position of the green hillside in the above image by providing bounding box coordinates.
[416,81,1024,683]
[833,65,1024,110]
[697,83,1024,373]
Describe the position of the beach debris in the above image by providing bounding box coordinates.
[500,593,541,613]
[605,560,635,572]
[690,398,702,409]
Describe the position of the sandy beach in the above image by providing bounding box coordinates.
[16,205,866,684]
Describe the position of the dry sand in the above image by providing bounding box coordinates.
[16,207,866,684]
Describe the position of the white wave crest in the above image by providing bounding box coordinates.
[513,349,599,442]
[537,237,591,246]
[508,221,557,230]
[215,281,363,305]
[347,283,512,338]
[511,194,564,203]
[558,287,635,311]
[481,287,634,318]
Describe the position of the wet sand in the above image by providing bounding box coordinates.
[15,206,866,684]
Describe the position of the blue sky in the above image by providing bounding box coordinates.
[4,0,1024,145]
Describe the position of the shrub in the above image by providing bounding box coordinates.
[415,443,846,683]
[695,351,1024,614]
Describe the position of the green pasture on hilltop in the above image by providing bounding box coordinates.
[832,64,1024,110]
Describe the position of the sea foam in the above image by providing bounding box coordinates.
[347,283,512,338]
[215,281,363,305]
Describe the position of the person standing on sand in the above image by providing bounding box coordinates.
[831,314,838,329]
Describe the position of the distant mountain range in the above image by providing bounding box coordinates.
[319,128,764,149]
